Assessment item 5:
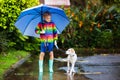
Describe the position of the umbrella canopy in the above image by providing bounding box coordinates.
[15,4,70,37]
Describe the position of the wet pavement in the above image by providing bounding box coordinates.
[76,54,120,80]
[4,53,120,80]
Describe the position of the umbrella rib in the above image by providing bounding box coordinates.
[22,15,40,35]
[22,8,43,35]
[16,8,43,23]
[51,12,69,21]
[15,14,39,24]
[55,25,61,34]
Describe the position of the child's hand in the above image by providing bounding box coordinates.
[54,40,57,45]
[40,30,45,34]
[54,40,59,49]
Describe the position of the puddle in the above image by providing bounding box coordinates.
[4,54,88,80]
[4,53,120,80]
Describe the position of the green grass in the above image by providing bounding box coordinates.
[0,50,29,80]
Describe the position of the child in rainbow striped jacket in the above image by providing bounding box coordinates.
[35,11,58,72]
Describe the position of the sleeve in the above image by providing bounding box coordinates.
[53,23,58,41]
[35,23,42,34]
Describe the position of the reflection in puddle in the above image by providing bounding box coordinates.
[67,73,75,80]
[38,72,43,80]
[38,72,53,80]
[49,72,53,80]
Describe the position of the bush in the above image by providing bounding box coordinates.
[0,0,39,53]
[58,0,120,48]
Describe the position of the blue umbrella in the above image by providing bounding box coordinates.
[15,4,70,38]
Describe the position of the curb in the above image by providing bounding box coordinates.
[3,54,31,77]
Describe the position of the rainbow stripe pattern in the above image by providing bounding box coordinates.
[35,22,58,43]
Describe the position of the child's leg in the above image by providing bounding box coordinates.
[48,43,54,60]
[39,43,46,72]
[39,42,46,60]
[39,52,45,72]
[49,51,54,72]
[48,43,54,72]
[49,59,54,72]
[39,52,45,60]
[49,51,54,60]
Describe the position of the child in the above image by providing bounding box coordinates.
[35,11,58,72]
